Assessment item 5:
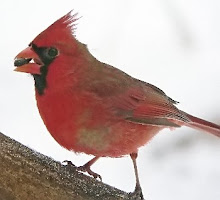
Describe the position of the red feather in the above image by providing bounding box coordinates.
[14,11,220,156]
[14,11,220,198]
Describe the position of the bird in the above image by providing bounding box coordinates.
[14,11,220,199]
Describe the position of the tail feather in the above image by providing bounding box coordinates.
[184,112,220,138]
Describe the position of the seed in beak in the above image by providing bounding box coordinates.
[14,58,32,67]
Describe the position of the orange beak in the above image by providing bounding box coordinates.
[14,46,42,75]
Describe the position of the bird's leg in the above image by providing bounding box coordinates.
[130,152,144,200]
[77,156,102,180]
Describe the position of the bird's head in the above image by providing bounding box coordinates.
[14,11,82,95]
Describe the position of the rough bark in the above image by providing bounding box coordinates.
[0,132,135,200]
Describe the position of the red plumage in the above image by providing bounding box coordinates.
[14,11,220,199]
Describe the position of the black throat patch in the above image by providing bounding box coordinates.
[33,67,48,95]
[31,43,58,95]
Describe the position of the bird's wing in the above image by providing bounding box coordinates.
[107,83,190,127]
[83,63,190,127]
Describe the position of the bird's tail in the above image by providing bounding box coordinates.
[183,112,220,138]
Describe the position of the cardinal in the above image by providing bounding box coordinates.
[14,11,220,199]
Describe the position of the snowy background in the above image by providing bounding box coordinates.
[1,0,220,199]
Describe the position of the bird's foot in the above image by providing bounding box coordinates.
[77,164,102,181]
[62,160,102,181]
[62,160,76,167]
[129,185,144,200]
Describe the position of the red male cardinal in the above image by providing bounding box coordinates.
[14,11,220,199]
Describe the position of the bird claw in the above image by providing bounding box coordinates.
[62,160,76,167]
[77,165,102,181]
[62,160,102,181]
[129,185,144,200]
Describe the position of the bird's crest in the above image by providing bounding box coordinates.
[32,11,79,47]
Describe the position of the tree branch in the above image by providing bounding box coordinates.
[0,132,133,200]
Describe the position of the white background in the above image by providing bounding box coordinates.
[1,0,220,199]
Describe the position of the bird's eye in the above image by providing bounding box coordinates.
[47,47,58,58]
